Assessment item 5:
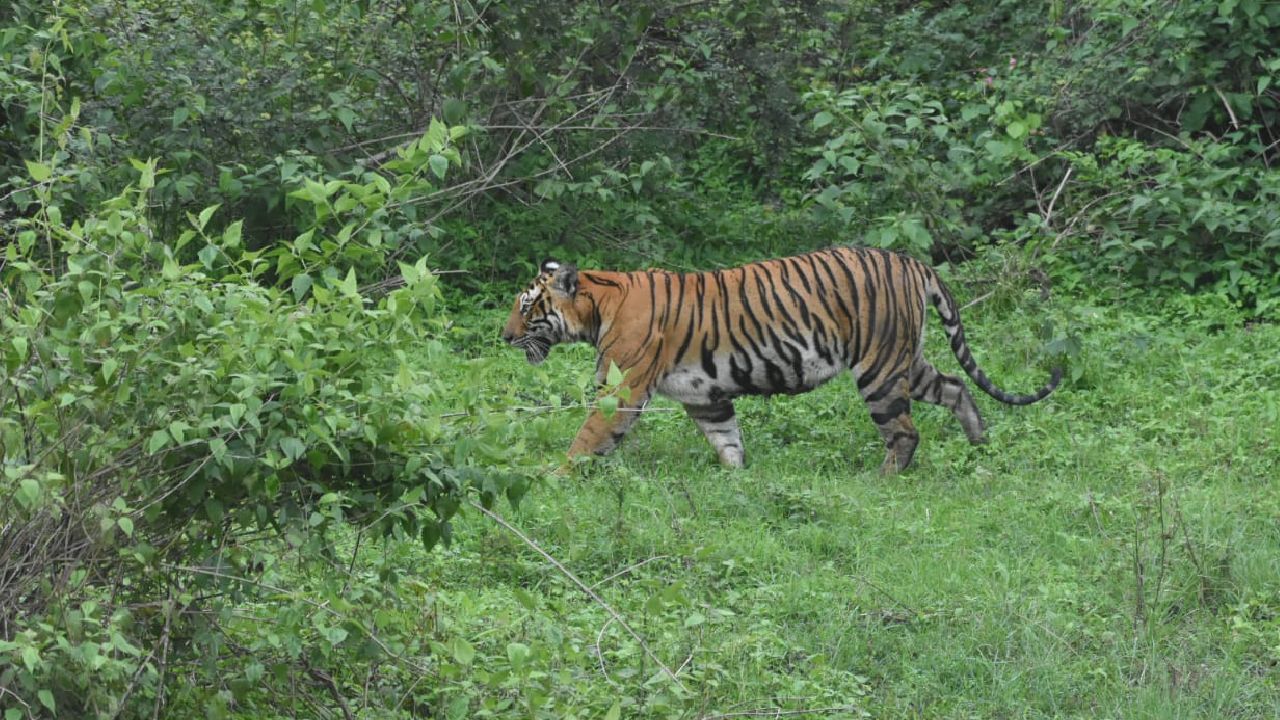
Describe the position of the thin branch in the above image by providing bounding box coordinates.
[477,124,739,140]
[699,704,864,720]
[309,666,355,720]
[852,573,918,619]
[1043,166,1074,229]
[994,131,1091,186]
[593,616,621,688]
[960,290,995,312]
[590,555,672,591]
[0,686,32,714]
[1213,85,1240,131]
[469,501,688,692]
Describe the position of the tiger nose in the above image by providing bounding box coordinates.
[501,328,515,344]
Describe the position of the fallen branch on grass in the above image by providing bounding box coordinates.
[469,500,689,693]
[699,704,864,719]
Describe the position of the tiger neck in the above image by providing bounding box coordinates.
[576,270,631,346]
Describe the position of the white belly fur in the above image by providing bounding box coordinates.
[655,343,845,405]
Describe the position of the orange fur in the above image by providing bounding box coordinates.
[502,250,1061,473]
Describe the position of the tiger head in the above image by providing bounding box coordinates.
[501,259,581,364]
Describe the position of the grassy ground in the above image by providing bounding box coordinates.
[345,290,1280,718]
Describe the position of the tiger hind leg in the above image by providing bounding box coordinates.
[683,401,745,467]
[858,371,919,475]
[909,357,986,444]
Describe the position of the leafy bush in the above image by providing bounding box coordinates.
[1042,136,1280,313]
[0,160,535,717]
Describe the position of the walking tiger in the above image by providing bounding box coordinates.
[501,248,1062,474]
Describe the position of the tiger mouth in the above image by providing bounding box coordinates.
[511,336,551,365]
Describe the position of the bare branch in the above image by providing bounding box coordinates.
[590,555,672,591]
[1213,85,1240,131]
[699,704,864,720]
[469,501,688,692]
[1043,166,1074,229]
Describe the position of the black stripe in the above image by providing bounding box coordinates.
[751,267,776,320]
[584,273,623,289]
[789,257,813,293]
[852,250,876,358]
[869,397,911,426]
[687,404,735,423]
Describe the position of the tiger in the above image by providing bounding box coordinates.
[501,248,1062,474]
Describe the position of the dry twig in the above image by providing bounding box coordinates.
[699,704,863,719]
[469,501,688,692]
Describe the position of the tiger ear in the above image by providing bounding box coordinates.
[551,263,578,297]
[540,258,561,275]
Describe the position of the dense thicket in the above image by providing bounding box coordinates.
[2,0,1277,716]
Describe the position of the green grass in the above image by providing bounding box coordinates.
[285,293,1280,718]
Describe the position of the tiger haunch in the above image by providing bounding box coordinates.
[501,249,1062,474]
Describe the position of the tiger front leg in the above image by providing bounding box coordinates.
[566,377,654,461]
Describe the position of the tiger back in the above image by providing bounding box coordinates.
[501,248,1062,474]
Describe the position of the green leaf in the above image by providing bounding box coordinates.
[421,521,442,551]
[451,638,475,666]
[101,358,119,383]
[147,429,171,454]
[339,267,359,297]
[606,361,624,387]
[1006,120,1027,138]
[16,479,40,509]
[198,244,219,269]
[813,111,834,129]
[506,642,531,667]
[335,107,356,131]
[12,337,29,362]
[133,159,156,190]
[8,706,24,720]
[168,420,190,444]
[209,438,228,466]
[604,701,621,720]
[447,696,469,720]
[425,118,448,151]
[397,260,420,286]
[38,689,55,712]
[279,437,306,463]
[442,98,467,125]
[117,517,134,537]
[292,273,313,302]
[428,154,449,180]
[984,139,1015,158]
[196,204,221,232]
[26,160,52,182]
[21,645,39,671]
[599,395,619,418]
[222,220,243,248]
[512,587,538,611]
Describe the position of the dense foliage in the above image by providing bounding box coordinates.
[1,0,1277,717]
